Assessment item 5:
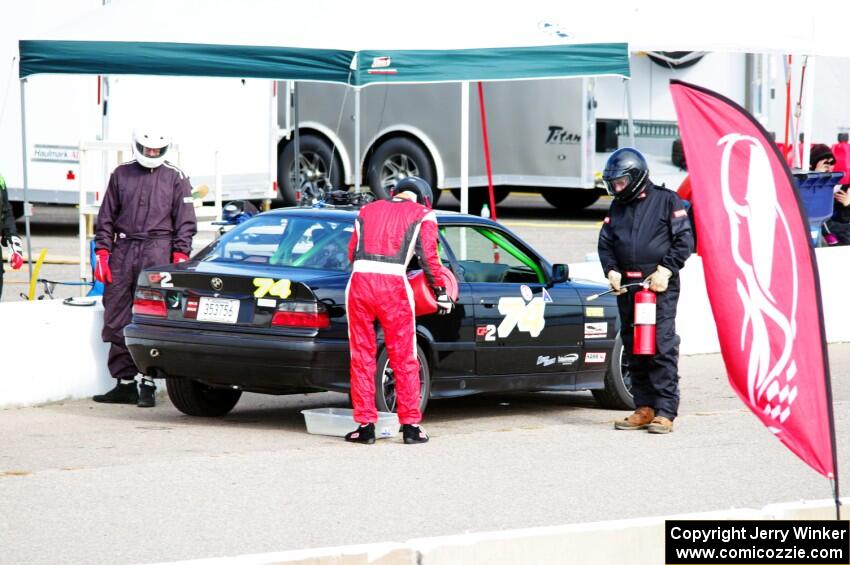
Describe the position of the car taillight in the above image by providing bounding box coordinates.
[133,288,167,317]
[271,302,329,328]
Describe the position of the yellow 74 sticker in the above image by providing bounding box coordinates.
[253,278,292,299]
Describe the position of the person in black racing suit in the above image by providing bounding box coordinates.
[598,148,694,434]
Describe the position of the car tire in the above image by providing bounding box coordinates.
[277,133,344,205]
[591,334,634,410]
[366,137,439,205]
[541,188,602,211]
[450,187,510,214]
[166,377,242,417]
[374,343,431,416]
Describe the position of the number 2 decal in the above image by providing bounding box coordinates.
[475,324,496,342]
[159,272,173,288]
[253,278,292,299]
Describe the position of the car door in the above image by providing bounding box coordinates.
[440,223,583,380]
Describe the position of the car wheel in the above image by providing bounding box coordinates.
[450,187,510,214]
[366,137,439,205]
[374,344,430,416]
[166,377,242,417]
[591,334,634,410]
[278,133,344,205]
[541,188,602,211]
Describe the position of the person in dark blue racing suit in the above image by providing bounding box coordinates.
[598,148,694,434]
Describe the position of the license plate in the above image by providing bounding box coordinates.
[196,297,240,324]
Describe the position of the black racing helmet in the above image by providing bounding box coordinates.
[603,148,649,203]
[392,176,434,208]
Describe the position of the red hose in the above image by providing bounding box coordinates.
[784,55,792,158]
[477,82,497,221]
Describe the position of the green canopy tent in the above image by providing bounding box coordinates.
[18,0,629,276]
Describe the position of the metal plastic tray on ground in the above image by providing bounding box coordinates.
[301,407,399,439]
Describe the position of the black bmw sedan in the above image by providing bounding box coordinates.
[124,206,631,417]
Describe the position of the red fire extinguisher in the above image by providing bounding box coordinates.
[633,284,656,355]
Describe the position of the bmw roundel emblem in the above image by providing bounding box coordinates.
[211,277,223,291]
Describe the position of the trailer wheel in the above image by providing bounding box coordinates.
[366,137,439,205]
[450,187,510,214]
[541,188,602,211]
[277,134,344,205]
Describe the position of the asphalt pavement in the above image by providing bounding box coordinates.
[2,342,850,564]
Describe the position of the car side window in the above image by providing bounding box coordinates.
[204,216,353,271]
[440,226,544,284]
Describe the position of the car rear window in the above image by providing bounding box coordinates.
[203,215,354,271]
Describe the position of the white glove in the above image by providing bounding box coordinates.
[648,265,673,293]
[607,270,627,295]
[434,286,454,315]
[5,235,23,270]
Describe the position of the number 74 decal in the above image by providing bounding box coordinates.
[253,278,292,298]
[498,296,546,337]
[476,295,547,342]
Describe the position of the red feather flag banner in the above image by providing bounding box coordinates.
[669,80,838,495]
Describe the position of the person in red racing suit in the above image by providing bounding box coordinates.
[344,177,452,445]
[92,129,197,408]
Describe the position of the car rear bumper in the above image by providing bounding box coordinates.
[125,323,351,393]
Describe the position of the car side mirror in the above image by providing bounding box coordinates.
[550,263,569,285]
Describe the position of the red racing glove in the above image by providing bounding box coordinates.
[7,235,23,270]
[94,249,112,283]
[172,251,189,264]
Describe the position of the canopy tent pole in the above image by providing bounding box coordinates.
[624,78,636,148]
[800,56,816,170]
[790,56,808,169]
[460,81,469,215]
[19,78,33,281]
[354,88,361,193]
[292,81,300,198]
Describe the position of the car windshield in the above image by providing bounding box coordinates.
[202,214,354,271]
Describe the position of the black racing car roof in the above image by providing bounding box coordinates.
[260,206,498,227]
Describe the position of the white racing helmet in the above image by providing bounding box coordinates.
[132,129,171,169]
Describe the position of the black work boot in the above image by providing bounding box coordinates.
[345,423,376,444]
[92,381,138,404]
[401,424,429,444]
[137,380,156,408]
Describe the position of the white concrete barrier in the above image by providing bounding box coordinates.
[0,299,111,408]
[151,543,415,565]
[409,509,761,565]
[571,246,850,355]
[762,498,849,520]
[159,499,848,565]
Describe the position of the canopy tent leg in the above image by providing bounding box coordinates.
[354,88,361,193]
[800,56,816,170]
[19,79,33,281]
[293,82,300,199]
[460,81,469,215]
[624,78,636,148]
